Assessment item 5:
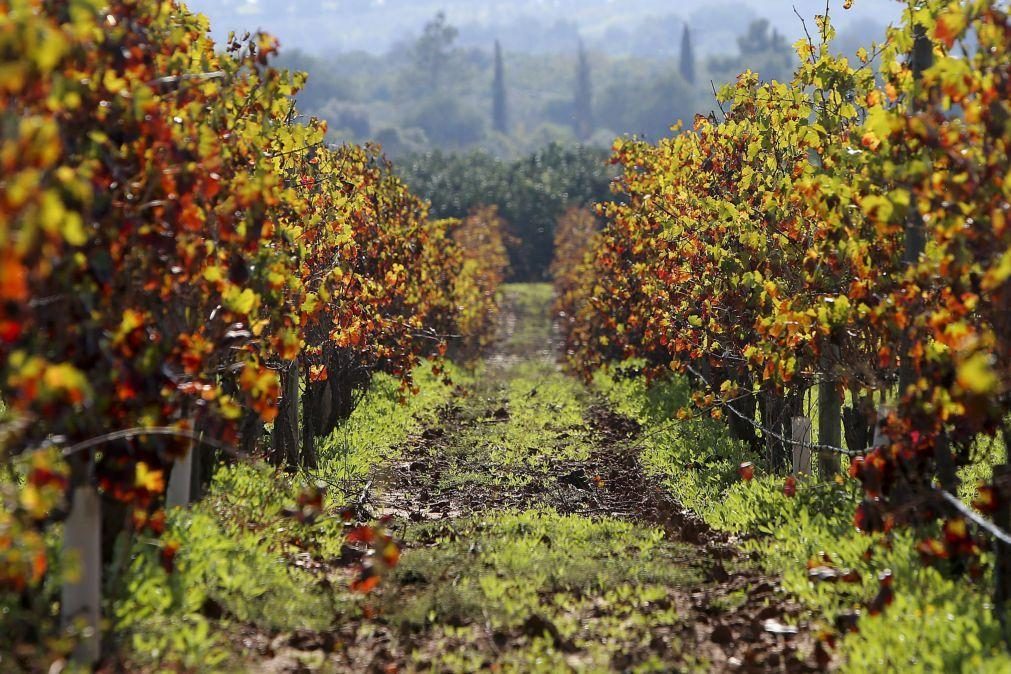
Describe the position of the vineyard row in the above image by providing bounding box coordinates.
[0,0,508,664]
[554,0,1011,632]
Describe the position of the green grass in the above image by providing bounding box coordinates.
[447,359,595,486]
[113,361,463,671]
[594,362,1011,673]
[498,282,555,355]
[312,361,469,496]
[592,362,754,519]
[717,477,1010,673]
[114,463,341,670]
[385,509,696,673]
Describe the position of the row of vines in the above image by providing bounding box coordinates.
[556,0,1011,637]
[0,0,507,665]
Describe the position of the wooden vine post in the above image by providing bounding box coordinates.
[61,455,102,665]
[272,359,301,469]
[791,416,813,477]
[818,348,842,478]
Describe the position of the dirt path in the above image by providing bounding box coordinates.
[260,285,826,673]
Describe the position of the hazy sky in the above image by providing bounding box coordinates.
[184,0,903,56]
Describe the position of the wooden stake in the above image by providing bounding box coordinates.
[818,363,842,478]
[61,484,102,665]
[792,416,812,477]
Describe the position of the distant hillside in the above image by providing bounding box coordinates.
[182,0,901,159]
[185,0,900,57]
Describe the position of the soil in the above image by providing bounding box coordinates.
[251,286,830,673]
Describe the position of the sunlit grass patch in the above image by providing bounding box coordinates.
[715,476,1011,673]
[481,360,595,472]
[313,361,470,497]
[420,333,596,490]
[114,463,343,670]
[498,283,555,355]
[385,508,694,672]
[592,362,752,519]
[115,361,464,670]
[595,362,1011,673]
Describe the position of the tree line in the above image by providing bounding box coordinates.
[278,12,799,157]
[398,143,616,281]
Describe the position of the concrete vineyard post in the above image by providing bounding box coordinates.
[166,443,193,508]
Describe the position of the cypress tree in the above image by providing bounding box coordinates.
[492,40,508,134]
[573,39,593,141]
[680,25,696,85]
